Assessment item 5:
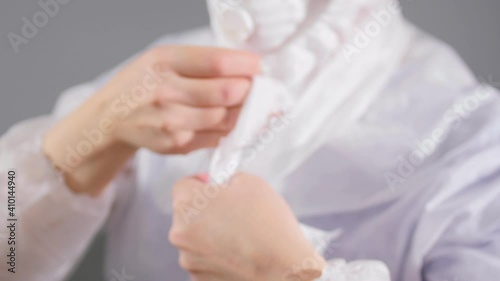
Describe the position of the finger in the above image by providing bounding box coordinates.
[172,176,205,204]
[178,252,214,273]
[124,106,233,153]
[170,130,228,155]
[189,272,220,281]
[193,173,209,183]
[156,45,261,77]
[211,106,241,131]
[158,75,251,107]
[161,103,228,131]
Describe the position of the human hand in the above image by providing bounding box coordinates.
[43,46,260,195]
[106,45,260,154]
[169,173,325,281]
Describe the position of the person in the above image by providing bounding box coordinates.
[1,0,500,280]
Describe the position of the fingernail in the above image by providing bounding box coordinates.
[193,173,209,183]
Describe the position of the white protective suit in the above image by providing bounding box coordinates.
[1,0,500,280]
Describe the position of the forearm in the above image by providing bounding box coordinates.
[43,92,137,196]
[0,117,116,280]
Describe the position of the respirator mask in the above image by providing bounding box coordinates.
[205,0,408,186]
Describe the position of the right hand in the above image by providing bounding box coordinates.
[104,45,261,154]
[43,46,261,195]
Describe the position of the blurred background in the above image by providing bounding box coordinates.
[0,0,499,280]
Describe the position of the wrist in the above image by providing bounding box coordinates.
[43,93,137,195]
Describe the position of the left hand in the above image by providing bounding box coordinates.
[169,173,325,281]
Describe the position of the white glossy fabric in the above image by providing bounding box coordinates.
[206,0,411,190]
[1,1,500,281]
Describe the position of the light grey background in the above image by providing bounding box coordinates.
[0,1,499,280]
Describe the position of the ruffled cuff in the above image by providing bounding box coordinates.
[298,224,391,281]
[0,116,118,280]
[0,116,116,217]
[317,259,391,281]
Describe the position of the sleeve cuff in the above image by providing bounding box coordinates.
[1,116,117,217]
